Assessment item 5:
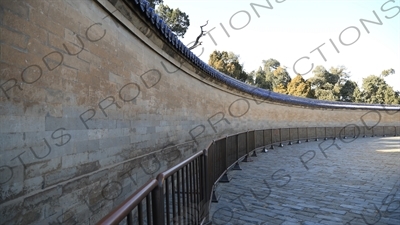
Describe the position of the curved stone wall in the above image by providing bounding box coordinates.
[0,0,399,224]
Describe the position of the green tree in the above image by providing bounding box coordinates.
[314,87,336,101]
[272,66,291,94]
[208,50,248,82]
[336,80,358,102]
[381,68,395,77]
[287,74,313,98]
[353,85,364,103]
[251,67,273,90]
[262,58,280,72]
[245,72,254,85]
[156,4,190,38]
[361,75,399,104]
[307,66,337,101]
[259,58,291,93]
[330,66,355,101]
[307,65,352,101]
[263,60,279,91]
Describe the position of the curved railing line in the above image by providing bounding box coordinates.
[158,150,204,180]
[96,125,398,225]
[96,179,158,225]
[130,0,400,111]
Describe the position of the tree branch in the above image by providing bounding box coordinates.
[188,20,208,50]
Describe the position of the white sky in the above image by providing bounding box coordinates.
[161,0,400,91]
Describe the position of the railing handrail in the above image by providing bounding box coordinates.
[158,150,204,180]
[97,179,158,225]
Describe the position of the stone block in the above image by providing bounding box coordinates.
[2,10,47,44]
[91,119,117,130]
[62,176,90,195]
[98,155,120,168]
[23,176,44,194]
[23,185,62,209]
[74,139,100,153]
[99,136,130,150]
[87,149,106,163]
[63,54,90,72]
[146,126,156,134]
[76,161,100,177]
[0,198,24,224]
[61,152,88,169]
[45,116,87,131]
[116,119,130,128]
[78,49,102,66]
[0,27,29,50]
[0,132,24,151]
[47,5,79,34]
[44,166,76,187]
[0,164,24,202]
[25,157,61,179]
[0,115,45,133]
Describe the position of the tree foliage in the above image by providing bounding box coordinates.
[249,67,271,89]
[337,80,358,102]
[381,68,395,77]
[156,4,190,38]
[359,74,399,104]
[307,65,354,101]
[207,52,399,105]
[272,66,291,94]
[252,59,291,93]
[287,75,313,98]
[208,51,248,82]
[262,58,280,72]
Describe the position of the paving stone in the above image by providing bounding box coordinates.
[210,137,400,224]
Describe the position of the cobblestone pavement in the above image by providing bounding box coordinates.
[209,137,400,225]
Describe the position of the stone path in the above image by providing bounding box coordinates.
[209,137,400,225]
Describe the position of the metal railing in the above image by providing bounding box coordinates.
[96,125,398,225]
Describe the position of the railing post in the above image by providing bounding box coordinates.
[270,129,274,149]
[333,127,337,140]
[315,127,318,141]
[383,126,386,137]
[324,127,328,140]
[288,128,293,145]
[220,137,231,183]
[297,127,301,144]
[202,149,211,223]
[306,127,309,142]
[127,212,133,225]
[251,131,257,157]
[233,134,242,170]
[363,126,366,138]
[225,137,228,169]
[153,175,165,225]
[209,143,219,204]
[242,131,253,162]
[279,128,283,147]
[261,129,267,153]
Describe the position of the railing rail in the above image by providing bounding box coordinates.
[96,179,158,225]
[97,125,398,225]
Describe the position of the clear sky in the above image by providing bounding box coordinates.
[160,0,400,91]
